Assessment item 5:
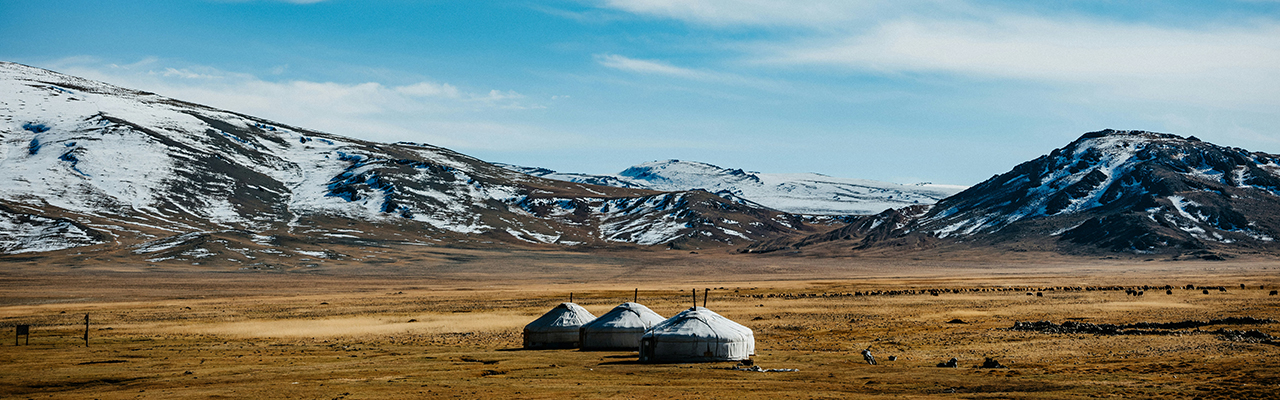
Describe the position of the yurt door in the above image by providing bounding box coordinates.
[639,337,655,362]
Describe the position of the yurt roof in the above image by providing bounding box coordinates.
[580,302,665,331]
[524,302,596,332]
[643,306,752,342]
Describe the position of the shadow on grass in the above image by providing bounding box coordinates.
[597,359,645,365]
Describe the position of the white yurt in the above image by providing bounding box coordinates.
[639,306,755,362]
[579,302,666,350]
[523,302,596,349]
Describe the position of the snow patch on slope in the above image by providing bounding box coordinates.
[499,160,965,215]
[0,207,102,254]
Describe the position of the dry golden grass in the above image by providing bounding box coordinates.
[2,248,1279,399]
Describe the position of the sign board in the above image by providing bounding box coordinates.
[16,324,30,345]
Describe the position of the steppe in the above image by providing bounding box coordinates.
[2,246,1278,399]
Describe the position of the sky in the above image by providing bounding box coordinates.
[2,0,1279,186]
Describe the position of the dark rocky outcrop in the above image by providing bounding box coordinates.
[1008,318,1277,343]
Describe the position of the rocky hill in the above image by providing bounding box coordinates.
[0,62,811,261]
[749,130,1280,258]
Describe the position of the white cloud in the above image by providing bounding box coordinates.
[596,1,1280,109]
[765,16,1280,81]
[758,16,1280,107]
[596,0,892,27]
[46,59,569,151]
[395,81,461,98]
[594,53,791,94]
[159,67,220,80]
[595,54,709,79]
[215,0,329,4]
[481,89,521,101]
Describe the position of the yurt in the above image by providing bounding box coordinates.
[523,302,596,349]
[579,302,665,350]
[639,306,754,362]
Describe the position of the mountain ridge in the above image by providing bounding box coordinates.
[0,62,812,260]
[497,159,966,216]
[748,129,1280,258]
[7,62,1279,263]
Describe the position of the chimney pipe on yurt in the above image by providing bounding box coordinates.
[639,286,755,363]
[579,289,665,350]
[523,294,596,349]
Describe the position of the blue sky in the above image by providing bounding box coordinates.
[3,0,1279,185]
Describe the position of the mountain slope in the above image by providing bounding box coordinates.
[499,160,965,215]
[750,130,1280,257]
[0,62,811,259]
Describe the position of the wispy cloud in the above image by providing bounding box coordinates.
[394,81,461,98]
[756,15,1280,107]
[595,54,710,79]
[763,16,1280,81]
[46,58,566,151]
[214,0,329,4]
[593,53,793,95]
[595,1,1280,109]
[596,0,893,27]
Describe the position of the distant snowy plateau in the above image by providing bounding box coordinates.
[0,62,815,258]
[497,160,965,216]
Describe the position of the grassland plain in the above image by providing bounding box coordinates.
[1,248,1278,399]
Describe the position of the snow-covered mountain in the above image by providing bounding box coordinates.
[921,130,1280,244]
[0,62,811,257]
[498,160,965,215]
[752,130,1280,257]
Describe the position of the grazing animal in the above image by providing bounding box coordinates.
[861,348,876,365]
[980,357,1008,369]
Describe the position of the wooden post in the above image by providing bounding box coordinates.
[634,288,638,303]
[704,288,709,308]
[569,293,573,303]
[83,314,89,347]
[692,288,696,308]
